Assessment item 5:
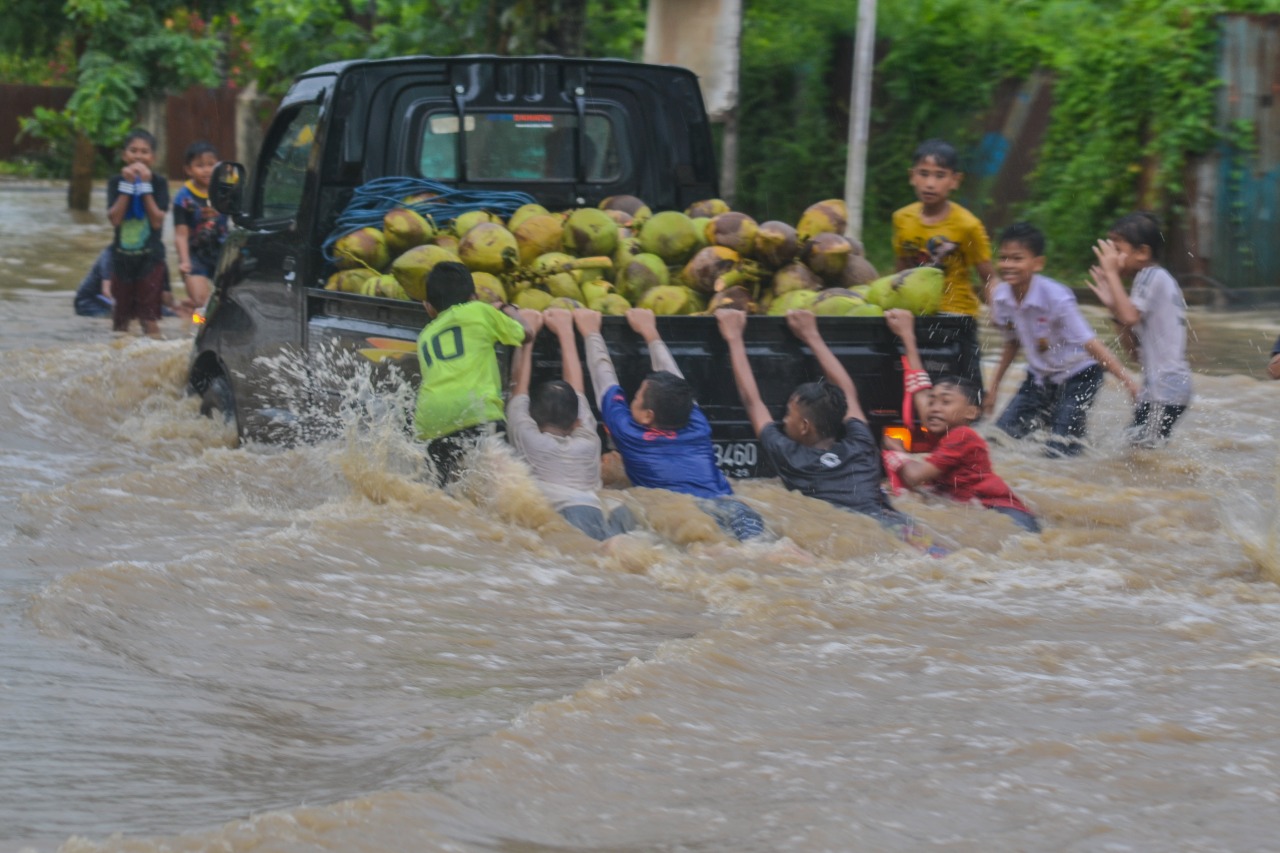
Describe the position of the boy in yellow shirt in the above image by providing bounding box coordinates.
[892,138,995,316]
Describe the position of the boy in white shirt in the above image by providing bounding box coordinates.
[987,222,1138,457]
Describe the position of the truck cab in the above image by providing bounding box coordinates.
[192,55,977,477]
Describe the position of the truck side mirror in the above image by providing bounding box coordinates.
[210,161,247,221]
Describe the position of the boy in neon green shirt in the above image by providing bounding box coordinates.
[414,261,532,485]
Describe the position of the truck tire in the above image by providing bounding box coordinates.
[199,374,236,427]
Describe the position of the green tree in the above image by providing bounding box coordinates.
[6,0,231,207]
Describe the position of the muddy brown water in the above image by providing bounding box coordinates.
[1,180,1279,852]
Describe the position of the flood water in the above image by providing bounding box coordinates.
[1,179,1279,852]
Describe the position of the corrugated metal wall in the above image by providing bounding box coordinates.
[1212,13,1280,289]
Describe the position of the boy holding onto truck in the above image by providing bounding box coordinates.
[880,357,1041,534]
[106,128,170,336]
[415,261,533,486]
[892,138,995,317]
[172,141,228,312]
[986,222,1139,457]
[1087,211,1193,446]
[506,307,636,541]
[715,307,907,527]
[572,307,769,542]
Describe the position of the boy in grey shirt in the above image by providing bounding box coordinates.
[506,308,635,541]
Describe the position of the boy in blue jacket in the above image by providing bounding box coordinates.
[572,307,768,542]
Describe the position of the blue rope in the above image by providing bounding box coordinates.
[322,177,538,263]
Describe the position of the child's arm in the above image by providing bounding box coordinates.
[541,308,583,394]
[132,163,167,230]
[106,170,133,228]
[573,308,619,409]
[982,338,1021,418]
[175,223,193,276]
[625,308,683,377]
[715,308,773,437]
[1083,337,1140,399]
[882,450,942,489]
[884,308,932,420]
[510,309,544,397]
[785,309,866,423]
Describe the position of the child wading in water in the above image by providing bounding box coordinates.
[106,129,170,336]
[882,370,1041,534]
[1088,212,1193,446]
[172,141,228,312]
[987,222,1138,457]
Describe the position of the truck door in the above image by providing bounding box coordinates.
[202,96,323,441]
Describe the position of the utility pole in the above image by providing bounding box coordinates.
[843,0,876,243]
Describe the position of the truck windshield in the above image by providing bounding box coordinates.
[418,111,620,183]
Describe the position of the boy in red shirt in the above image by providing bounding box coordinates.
[882,375,1040,533]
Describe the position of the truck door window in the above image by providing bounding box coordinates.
[258,104,320,219]
[417,111,621,182]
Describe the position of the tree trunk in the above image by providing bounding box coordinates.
[67,132,94,211]
[540,0,587,56]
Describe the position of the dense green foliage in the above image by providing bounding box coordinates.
[737,0,1280,273]
[4,0,1278,266]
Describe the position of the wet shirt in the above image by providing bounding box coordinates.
[1129,265,1192,406]
[925,425,1030,512]
[599,386,731,499]
[760,418,893,516]
[991,274,1097,385]
[892,201,991,316]
[507,392,603,511]
[107,174,170,274]
[172,181,229,270]
[414,301,525,441]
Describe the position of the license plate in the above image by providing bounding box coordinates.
[713,440,760,479]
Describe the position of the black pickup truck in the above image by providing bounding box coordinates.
[193,55,978,478]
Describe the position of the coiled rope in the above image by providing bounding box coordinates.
[321,177,539,262]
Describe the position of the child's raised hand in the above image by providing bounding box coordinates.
[784,309,819,340]
[714,307,747,339]
[882,435,907,452]
[572,307,602,336]
[625,307,658,339]
[1092,238,1125,275]
[883,308,915,340]
[1086,266,1115,309]
[519,308,544,336]
[543,307,576,336]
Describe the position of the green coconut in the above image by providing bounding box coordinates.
[616,252,670,303]
[472,271,508,304]
[796,199,848,243]
[563,207,619,257]
[865,267,943,315]
[766,288,821,315]
[638,284,701,315]
[507,203,550,232]
[333,227,390,271]
[706,212,758,256]
[803,232,854,282]
[513,214,565,267]
[382,208,435,256]
[771,261,823,295]
[391,244,460,302]
[638,210,701,266]
[452,209,501,238]
[458,222,519,274]
[512,288,554,311]
[686,198,730,218]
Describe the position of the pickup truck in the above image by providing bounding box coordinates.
[193,55,979,478]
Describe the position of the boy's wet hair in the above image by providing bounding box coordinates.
[934,375,982,408]
[790,380,846,440]
[912,138,960,171]
[1110,211,1165,261]
[529,380,578,432]
[425,261,476,310]
[122,128,157,152]
[184,140,218,164]
[640,370,694,429]
[998,221,1046,257]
